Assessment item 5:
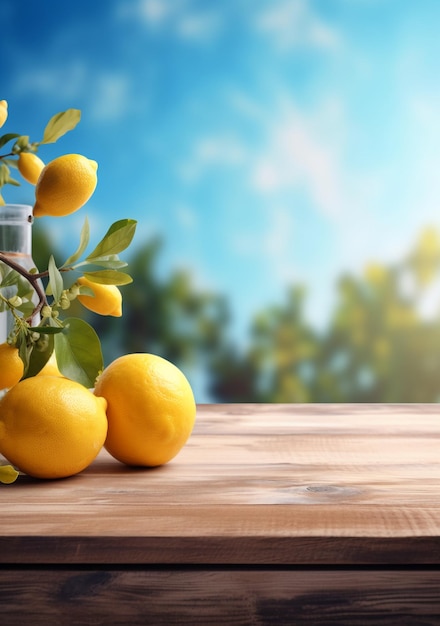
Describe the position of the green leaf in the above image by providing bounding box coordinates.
[83,270,133,286]
[0,163,9,186]
[61,216,90,267]
[28,325,65,335]
[25,335,54,378]
[78,284,95,297]
[0,465,19,484]
[6,175,20,187]
[15,300,35,318]
[0,267,19,288]
[0,163,20,187]
[82,256,128,270]
[40,109,81,145]
[0,133,20,150]
[86,219,137,261]
[48,255,64,303]
[13,135,30,152]
[54,317,103,388]
[17,329,31,374]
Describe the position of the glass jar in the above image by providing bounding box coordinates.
[0,204,39,343]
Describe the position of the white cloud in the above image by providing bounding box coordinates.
[174,203,198,231]
[117,0,222,42]
[177,134,247,183]
[138,0,171,24]
[11,61,88,101]
[116,0,172,25]
[254,0,341,52]
[176,11,222,41]
[90,74,132,121]
[11,60,133,122]
[261,205,299,284]
[249,99,346,219]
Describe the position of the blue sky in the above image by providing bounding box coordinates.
[2,0,440,344]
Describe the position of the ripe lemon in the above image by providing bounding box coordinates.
[33,153,98,218]
[77,276,122,317]
[0,342,24,389]
[94,353,196,466]
[36,351,63,377]
[17,152,45,185]
[0,100,7,128]
[0,376,108,479]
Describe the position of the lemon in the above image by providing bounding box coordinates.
[36,351,63,377]
[94,353,196,466]
[0,376,108,479]
[17,152,45,185]
[77,276,122,317]
[0,100,8,128]
[33,154,98,218]
[0,342,24,390]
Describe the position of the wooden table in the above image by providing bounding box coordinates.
[1,404,440,624]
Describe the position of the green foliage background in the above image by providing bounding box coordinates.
[34,223,440,403]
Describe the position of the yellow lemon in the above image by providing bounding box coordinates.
[17,152,45,185]
[36,351,63,377]
[0,100,8,128]
[0,342,24,390]
[94,353,196,466]
[33,154,98,218]
[0,376,108,479]
[77,276,122,317]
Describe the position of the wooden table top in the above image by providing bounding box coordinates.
[1,403,440,566]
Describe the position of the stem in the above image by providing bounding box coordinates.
[0,252,48,323]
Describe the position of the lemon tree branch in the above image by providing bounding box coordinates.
[0,251,48,323]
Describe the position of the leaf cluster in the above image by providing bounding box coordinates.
[1,218,137,388]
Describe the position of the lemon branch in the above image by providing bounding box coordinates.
[0,251,48,323]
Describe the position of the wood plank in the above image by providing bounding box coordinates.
[1,533,440,565]
[1,404,440,565]
[1,568,440,625]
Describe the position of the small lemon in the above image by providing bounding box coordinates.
[77,276,122,317]
[94,353,196,467]
[0,342,24,390]
[0,100,8,128]
[17,152,45,185]
[0,376,108,479]
[33,154,98,218]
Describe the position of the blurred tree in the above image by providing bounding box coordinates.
[208,345,258,402]
[92,237,230,377]
[29,222,440,403]
[210,227,440,403]
[248,285,317,402]
[313,228,440,402]
[208,286,318,402]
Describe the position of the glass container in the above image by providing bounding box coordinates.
[0,204,39,343]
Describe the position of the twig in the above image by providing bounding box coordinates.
[0,252,48,323]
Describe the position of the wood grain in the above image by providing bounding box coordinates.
[1,404,440,566]
[1,568,440,625]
